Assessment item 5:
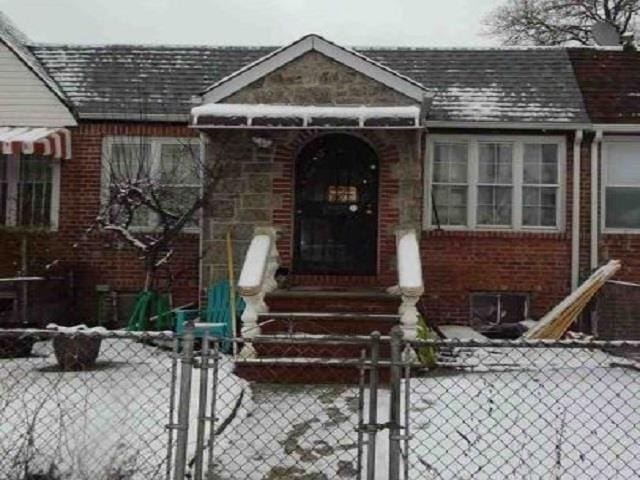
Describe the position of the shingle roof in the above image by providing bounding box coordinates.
[29,42,592,124]
[568,48,640,124]
[363,48,589,124]
[30,44,274,121]
[0,12,71,109]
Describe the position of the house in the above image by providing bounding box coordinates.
[1,12,639,344]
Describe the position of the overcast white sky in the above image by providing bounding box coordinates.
[1,0,504,47]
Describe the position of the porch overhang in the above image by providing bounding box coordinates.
[0,127,72,159]
[190,104,423,129]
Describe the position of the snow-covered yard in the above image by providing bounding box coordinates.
[409,346,640,479]
[1,338,639,480]
[211,346,640,480]
[0,337,245,480]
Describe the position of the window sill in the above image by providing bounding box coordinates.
[102,227,201,236]
[0,225,57,234]
[603,228,640,235]
[423,227,567,240]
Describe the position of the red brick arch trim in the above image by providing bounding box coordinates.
[271,129,400,286]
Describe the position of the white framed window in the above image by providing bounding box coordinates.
[425,135,565,231]
[0,153,60,229]
[602,139,640,232]
[102,137,201,232]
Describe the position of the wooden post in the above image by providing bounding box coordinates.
[20,236,27,325]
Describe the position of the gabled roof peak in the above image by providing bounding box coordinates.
[201,33,432,103]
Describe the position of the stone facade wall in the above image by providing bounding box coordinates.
[201,130,276,285]
[202,51,422,287]
[225,51,416,106]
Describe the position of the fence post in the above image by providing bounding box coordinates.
[356,349,366,480]
[207,337,221,473]
[165,337,180,480]
[388,326,403,480]
[173,324,195,480]
[194,331,210,480]
[366,331,380,480]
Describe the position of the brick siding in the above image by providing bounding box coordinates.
[0,122,200,325]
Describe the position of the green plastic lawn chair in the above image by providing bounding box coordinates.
[175,280,244,353]
[127,290,173,332]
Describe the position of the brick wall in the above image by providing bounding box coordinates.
[421,231,571,324]
[0,122,200,325]
[418,132,575,325]
[597,282,640,340]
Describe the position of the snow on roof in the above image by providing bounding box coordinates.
[28,40,593,124]
[435,83,581,123]
[191,103,421,128]
[191,103,422,128]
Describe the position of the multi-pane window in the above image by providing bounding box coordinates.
[604,141,640,230]
[431,143,468,226]
[523,144,559,227]
[428,137,563,230]
[103,138,200,231]
[0,153,58,228]
[158,143,200,230]
[477,143,513,226]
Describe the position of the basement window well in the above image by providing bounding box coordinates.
[470,293,529,325]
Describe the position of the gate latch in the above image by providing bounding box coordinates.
[359,422,404,433]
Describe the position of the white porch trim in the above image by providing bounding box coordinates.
[191,103,422,129]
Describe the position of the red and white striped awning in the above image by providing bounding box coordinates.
[0,127,72,160]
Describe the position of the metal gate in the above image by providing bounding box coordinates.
[355,328,410,480]
[169,327,409,480]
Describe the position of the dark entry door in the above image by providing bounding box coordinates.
[294,134,379,275]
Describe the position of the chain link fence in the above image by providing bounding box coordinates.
[0,330,177,480]
[1,328,639,479]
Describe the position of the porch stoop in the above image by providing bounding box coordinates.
[234,289,401,383]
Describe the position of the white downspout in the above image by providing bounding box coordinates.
[590,130,604,271]
[571,130,583,291]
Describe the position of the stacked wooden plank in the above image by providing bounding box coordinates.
[524,260,621,340]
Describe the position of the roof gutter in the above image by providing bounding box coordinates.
[592,124,640,133]
[424,120,591,131]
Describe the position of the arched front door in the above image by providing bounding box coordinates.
[294,134,379,275]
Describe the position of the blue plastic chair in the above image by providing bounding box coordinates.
[175,280,245,353]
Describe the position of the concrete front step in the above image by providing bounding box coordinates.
[258,311,400,336]
[253,334,391,358]
[234,356,391,384]
[265,289,400,314]
[241,288,402,382]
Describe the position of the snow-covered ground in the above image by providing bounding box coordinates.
[2,339,639,480]
[410,346,640,479]
[211,346,640,480]
[0,337,245,480]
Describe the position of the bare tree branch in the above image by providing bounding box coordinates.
[92,133,224,292]
[484,0,639,45]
